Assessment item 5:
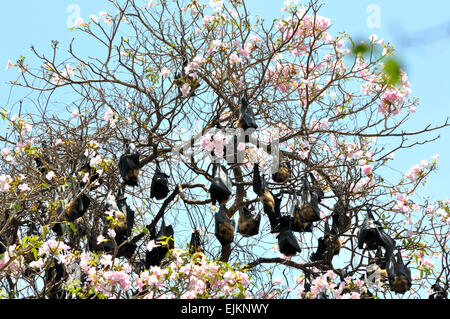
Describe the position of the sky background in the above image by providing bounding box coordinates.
[1,0,449,203]
[0,0,449,298]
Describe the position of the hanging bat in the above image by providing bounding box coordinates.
[272,156,291,184]
[331,200,352,234]
[366,259,388,286]
[189,229,203,255]
[253,163,275,210]
[79,155,101,188]
[357,207,396,260]
[34,142,50,175]
[118,142,140,187]
[298,174,322,223]
[429,281,447,299]
[209,163,233,205]
[215,205,236,246]
[150,164,170,200]
[277,230,301,257]
[45,258,65,299]
[174,53,200,96]
[237,91,258,131]
[290,192,313,233]
[310,221,341,262]
[238,202,261,237]
[145,222,175,268]
[386,251,412,294]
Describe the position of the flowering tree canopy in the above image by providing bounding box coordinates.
[0,0,449,299]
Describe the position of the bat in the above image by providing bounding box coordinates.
[331,200,352,234]
[429,281,447,299]
[118,142,140,187]
[277,230,301,257]
[102,191,137,258]
[386,251,412,294]
[174,53,200,96]
[253,164,274,208]
[79,155,101,188]
[34,142,50,174]
[0,235,5,255]
[238,202,261,237]
[357,207,396,260]
[310,221,341,262]
[290,192,313,233]
[150,164,170,200]
[209,163,233,205]
[297,174,322,223]
[237,91,258,131]
[45,258,65,299]
[214,205,236,246]
[189,229,203,255]
[145,222,175,268]
[272,157,291,184]
[366,260,388,286]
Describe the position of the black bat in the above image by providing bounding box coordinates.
[45,258,65,299]
[310,221,341,262]
[357,207,396,260]
[290,191,313,233]
[277,229,301,257]
[118,142,140,187]
[145,222,175,268]
[150,164,170,200]
[102,191,136,258]
[237,91,258,131]
[429,281,447,299]
[272,157,291,184]
[386,250,412,294]
[238,202,261,237]
[214,205,235,246]
[79,155,101,188]
[0,235,6,255]
[174,53,200,96]
[189,229,203,255]
[209,163,233,205]
[331,200,352,234]
[34,142,50,174]
[297,173,322,223]
[52,186,91,236]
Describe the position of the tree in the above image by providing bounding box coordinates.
[0,0,448,299]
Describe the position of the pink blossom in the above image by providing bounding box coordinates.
[361,164,372,176]
[180,83,191,97]
[147,0,156,9]
[160,67,171,78]
[319,117,329,130]
[90,155,102,167]
[74,17,85,28]
[6,60,14,70]
[146,240,160,252]
[71,109,81,119]
[0,175,11,192]
[1,148,10,157]
[46,171,55,181]
[229,53,242,64]
[18,183,31,192]
[97,235,106,245]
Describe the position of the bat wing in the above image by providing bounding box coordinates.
[252,164,263,196]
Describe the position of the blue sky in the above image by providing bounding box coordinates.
[1,0,449,203]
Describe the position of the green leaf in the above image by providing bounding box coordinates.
[383,57,402,85]
[352,41,370,56]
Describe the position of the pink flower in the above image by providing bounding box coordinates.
[147,0,156,9]
[71,109,81,120]
[1,148,10,157]
[0,175,11,192]
[320,117,329,130]
[146,240,159,252]
[180,83,191,97]
[229,53,242,64]
[18,183,31,192]
[97,235,106,245]
[46,171,55,181]
[361,164,372,176]
[74,17,85,27]
[6,60,14,70]
[160,67,171,78]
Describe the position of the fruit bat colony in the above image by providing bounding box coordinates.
[1,59,428,300]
